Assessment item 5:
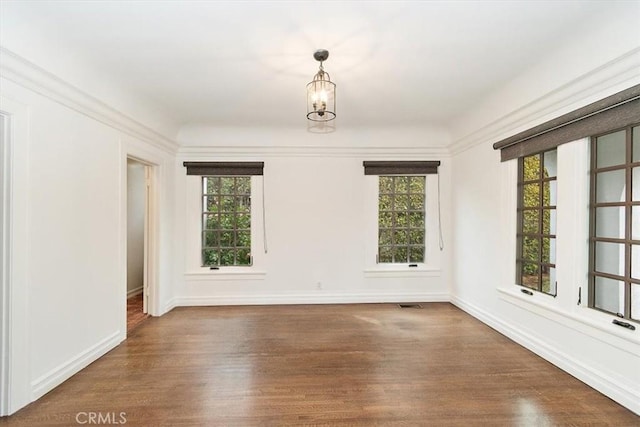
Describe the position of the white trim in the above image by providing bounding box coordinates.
[0,47,178,154]
[0,96,30,416]
[185,271,267,281]
[497,286,640,353]
[450,48,640,156]
[174,292,450,306]
[178,146,451,159]
[30,331,122,401]
[363,268,441,279]
[451,295,640,416]
[127,286,143,298]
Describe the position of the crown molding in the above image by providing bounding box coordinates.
[449,48,640,156]
[0,47,179,153]
[178,145,451,159]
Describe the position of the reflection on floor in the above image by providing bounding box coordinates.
[127,293,148,333]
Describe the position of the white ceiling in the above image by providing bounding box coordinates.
[0,1,629,130]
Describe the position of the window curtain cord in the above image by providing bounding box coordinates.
[262,175,268,254]
[437,172,444,251]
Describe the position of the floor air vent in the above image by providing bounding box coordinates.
[398,303,423,309]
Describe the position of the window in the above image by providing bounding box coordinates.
[517,149,557,295]
[184,161,264,270]
[378,176,425,264]
[201,176,252,267]
[589,124,640,321]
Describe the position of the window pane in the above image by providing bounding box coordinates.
[543,180,556,206]
[523,155,540,181]
[595,206,625,239]
[632,284,640,321]
[236,230,251,247]
[204,196,219,212]
[523,183,540,207]
[235,213,250,228]
[205,177,220,193]
[596,169,625,203]
[408,212,425,228]
[236,248,251,265]
[379,247,393,263]
[379,176,392,193]
[594,241,625,276]
[395,177,408,193]
[202,249,219,266]
[523,210,539,234]
[394,194,409,210]
[236,177,251,194]
[633,126,640,162]
[394,229,408,245]
[409,176,425,193]
[409,194,424,210]
[543,150,557,178]
[633,206,640,241]
[203,231,219,247]
[542,266,556,295]
[542,209,556,235]
[632,245,640,280]
[542,237,555,264]
[596,130,626,168]
[379,229,392,245]
[379,195,392,211]
[203,214,219,230]
[521,263,539,289]
[522,236,539,262]
[219,249,235,266]
[409,229,424,245]
[220,230,234,246]
[594,276,624,315]
[409,247,424,263]
[393,247,408,263]
[379,211,392,227]
[394,212,408,227]
[633,167,640,201]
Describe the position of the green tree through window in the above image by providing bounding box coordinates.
[202,176,252,266]
[378,176,425,263]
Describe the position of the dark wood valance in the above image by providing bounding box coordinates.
[363,161,440,175]
[493,84,640,161]
[183,162,264,176]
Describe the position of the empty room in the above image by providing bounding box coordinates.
[1,1,639,425]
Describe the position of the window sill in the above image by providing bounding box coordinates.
[364,266,441,279]
[185,269,267,281]
[498,286,639,353]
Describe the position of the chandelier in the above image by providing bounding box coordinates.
[306,49,336,122]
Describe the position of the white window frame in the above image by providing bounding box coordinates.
[364,173,441,274]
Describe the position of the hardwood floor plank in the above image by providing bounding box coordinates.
[1,303,638,426]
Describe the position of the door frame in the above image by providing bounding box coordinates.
[123,149,159,336]
[0,99,31,416]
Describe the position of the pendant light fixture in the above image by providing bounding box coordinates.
[306,49,336,122]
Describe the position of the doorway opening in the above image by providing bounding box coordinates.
[127,158,151,332]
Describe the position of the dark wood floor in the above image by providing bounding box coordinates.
[127,293,148,332]
[2,303,638,426]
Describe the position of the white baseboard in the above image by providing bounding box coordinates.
[30,331,122,401]
[127,286,143,298]
[450,295,640,416]
[174,292,450,307]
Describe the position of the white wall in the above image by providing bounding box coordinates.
[449,5,640,414]
[0,63,177,414]
[173,126,452,306]
[126,160,145,296]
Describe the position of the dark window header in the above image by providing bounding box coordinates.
[184,162,264,176]
[363,161,440,175]
[493,84,640,161]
